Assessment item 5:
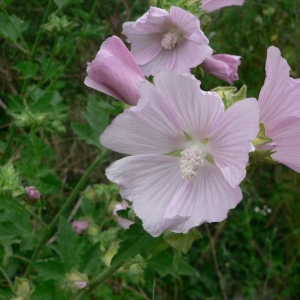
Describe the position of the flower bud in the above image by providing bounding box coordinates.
[84,36,145,106]
[72,220,89,235]
[201,54,241,84]
[25,186,40,203]
[12,277,33,298]
[65,270,88,293]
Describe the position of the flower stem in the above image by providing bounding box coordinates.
[24,150,108,277]
[0,266,13,288]
[12,199,48,229]
[21,0,54,94]
[74,260,124,300]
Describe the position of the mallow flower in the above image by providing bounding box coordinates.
[122,6,213,76]
[201,0,245,12]
[201,54,241,84]
[258,46,300,172]
[100,71,259,237]
[84,36,145,106]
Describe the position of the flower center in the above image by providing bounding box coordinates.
[161,33,178,50]
[180,146,204,180]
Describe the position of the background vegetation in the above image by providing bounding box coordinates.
[0,0,299,299]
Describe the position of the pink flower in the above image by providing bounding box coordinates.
[201,54,241,84]
[72,220,89,235]
[100,71,259,237]
[25,186,40,202]
[201,0,245,12]
[122,6,213,76]
[84,36,145,106]
[113,201,133,229]
[258,46,300,172]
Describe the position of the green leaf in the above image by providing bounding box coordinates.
[147,251,196,277]
[163,228,202,254]
[72,96,109,148]
[112,223,157,264]
[80,243,102,274]
[2,0,16,8]
[33,260,65,281]
[13,62,38,79]
[54,0,71,8]
[20,232,39,251]
[51,216,85,271]
[0,13,28,42]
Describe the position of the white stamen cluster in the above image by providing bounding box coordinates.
[161,33,178,49]
[180,146,204,180]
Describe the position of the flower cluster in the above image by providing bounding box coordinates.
[84,1,300,237]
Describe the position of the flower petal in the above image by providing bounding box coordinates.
[105,155,184,237]
[259,46,300,127]
[208,98,259,188]
[154,71,224,141]
[267,117,300,173]
[161,161,242,233]
[100,79,187,155]
[201,0,245,12]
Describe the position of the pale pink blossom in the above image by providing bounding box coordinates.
[201,54,241,84]
[25,186,40,202]
[201,0,245,12]
[122,6,213,76]
[84,36,145,106]
[258,46,300,172]
[72,220,89,235]
[113,201,133,229]
[100,71,259,237]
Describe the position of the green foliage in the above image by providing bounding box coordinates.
[72,96,109,148]
[51,216,85,272]
[112,223,157,264]
[0,12,28,42]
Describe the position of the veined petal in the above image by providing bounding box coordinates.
[105,155,184,237]
[208,98,259,188]
[267,117,300,173]
[100,80,187,155]
[201,0,245,12]
[259,46,300,127]
[124,33,163,65]
[172,39,213,73]
[161,161,242,233]
[140,48,176,76]
[154,71,224,141]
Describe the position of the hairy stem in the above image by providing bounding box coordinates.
[13,199,48,229]
[21,0,54,94]
[74,260,124,300]
[24,150,108,277]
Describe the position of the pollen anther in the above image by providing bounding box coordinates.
[180,146,204,180]
[161,33,178,49]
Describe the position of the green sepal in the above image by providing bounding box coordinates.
[163,228,202,254]
[252,123,273,146]
[212,85,247,109]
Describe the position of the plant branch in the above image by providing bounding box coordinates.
[24,150,108,277]
[12,199,48,229]
[0,266,13,288]
[74,260,124,300]
[205,223,228,300]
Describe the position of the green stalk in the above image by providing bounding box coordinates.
[21,0,55,94]
[0,266,13,288]
[24,150,108,277]
[2,124,16,164]
[3,10,31,54]
[13,199,48,229]
[74,261,124,300]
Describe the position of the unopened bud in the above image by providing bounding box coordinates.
[65,270,88,293]
[72,220,89,235]
[25,186,40,203]
[12,277,33,298]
